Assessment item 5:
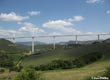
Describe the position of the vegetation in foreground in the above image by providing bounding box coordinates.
[0,60,109,80]
[0,39,110,80]
[14,67,40,80]
[105,66,110,79]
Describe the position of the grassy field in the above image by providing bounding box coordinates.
[40,59,110,80]
[0,59,109,80]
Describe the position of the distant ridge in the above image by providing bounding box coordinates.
[104,38,110,43]
[16,41,46,46]
[58,40,103,45]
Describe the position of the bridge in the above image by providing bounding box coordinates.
[0,33,110,54]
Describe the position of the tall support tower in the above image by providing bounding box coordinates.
[53,36,56,50]
[32,37,35,54]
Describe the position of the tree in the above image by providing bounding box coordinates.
[105,66,110,79]
[14,67,40,80]
[0,52,14,68]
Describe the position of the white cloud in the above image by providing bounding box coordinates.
[50,32,62,35]
[43,16,84,34]
[28,11,40,16]
[106,10,110,14]
[86,0,104,4]
[0,12,29,21]
[19,22,44,36]
[0,22,44,37]
[0,29,22,37]
[68,16,84,22]
[43,20,79,33]
[0,29,9,36]
[73,16,84,21]
[43,20,73,29]
[44,32,62,36]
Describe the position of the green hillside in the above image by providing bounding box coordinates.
[21,42,110,67]
[0,38,29,54]
[0,39,110,80]
[0,38,29,64]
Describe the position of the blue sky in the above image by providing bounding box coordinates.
[0,0,110,37]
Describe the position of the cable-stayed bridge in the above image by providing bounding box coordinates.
[0,33,110,54]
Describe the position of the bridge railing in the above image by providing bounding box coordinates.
[0,33,110,54]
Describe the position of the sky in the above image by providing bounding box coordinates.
[0,0,110,39]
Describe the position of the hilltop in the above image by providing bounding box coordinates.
[0,38,29,64]
[0,38,29,54]
[16,41,46,46]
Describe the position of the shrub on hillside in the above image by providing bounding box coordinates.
[0,68,5,73]
[105,66,110,79]
[77,52,103,66]
[14,67,40,80]
[0,52,14,68]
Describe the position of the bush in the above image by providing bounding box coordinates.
[77,52,103,66]
[14,67,40,80]
[0,52,14,68]
[0,68,5,73]
[105,66,110,79]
